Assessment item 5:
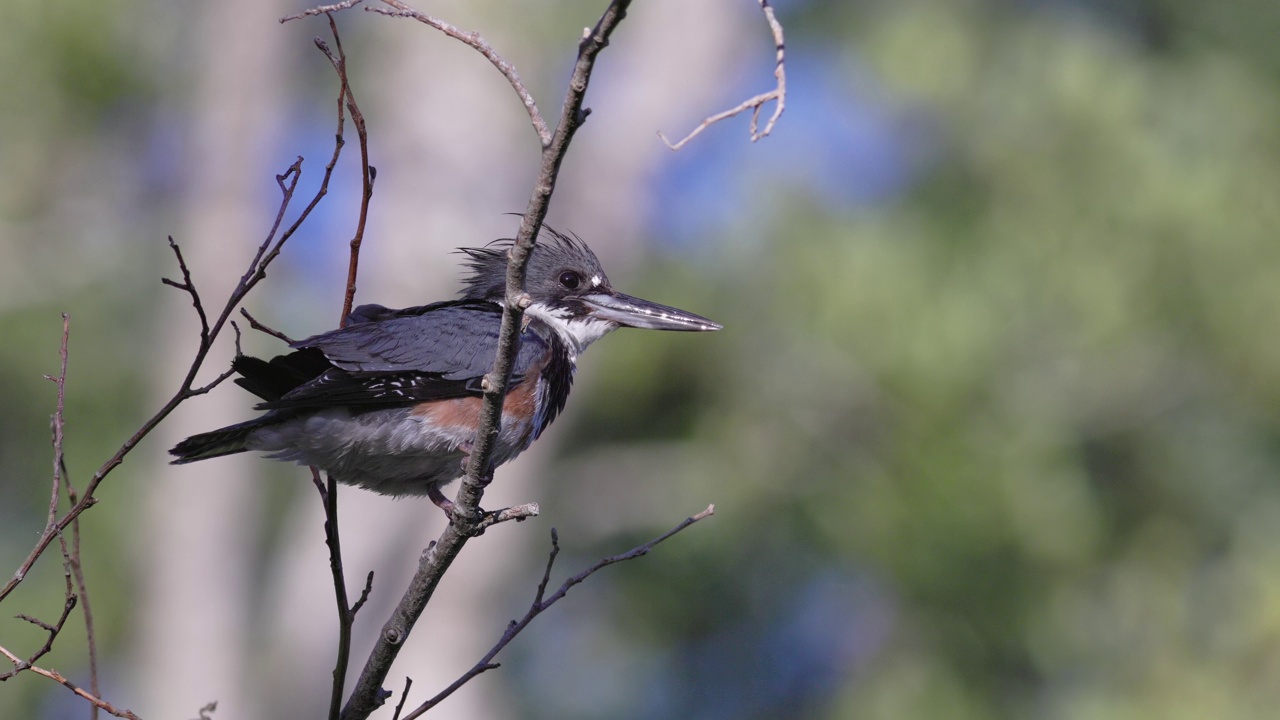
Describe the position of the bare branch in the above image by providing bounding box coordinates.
[0,644,140,720]
[239,308,295,344]
[368,0,552,146]
[390,677,413,720]
[2,48,351,605]
[319,471,353,720]
[342,6,633,715]
[188,366,237,397]
[533,528,560,606]
[281,0,366,22]
[5,580,78,681]
[42,314,70,530]
[48,326,102,719]
[163,237,211,343]
[351,571,375,617]
[296,18,385,720]
[658,0,786,150]
[402,505,716,719]
[319,12,378,327]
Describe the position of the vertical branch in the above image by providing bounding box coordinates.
[313,15,378,720]
[313,470,353,720]
[49,315,102,719]
[340,4,633,718]
[43,314,71,529]
[455,0,631,522]
[43,314,102,718]
[324,13,377,324]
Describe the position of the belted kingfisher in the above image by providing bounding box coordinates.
[170,229,721,515]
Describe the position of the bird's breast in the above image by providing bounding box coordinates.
[410,372,547,455]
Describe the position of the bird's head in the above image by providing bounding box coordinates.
[459,228,721,354]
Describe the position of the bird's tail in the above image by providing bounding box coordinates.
[169,418,268,464]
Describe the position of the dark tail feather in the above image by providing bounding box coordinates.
[232,349,330,401]
[169,418,267,464]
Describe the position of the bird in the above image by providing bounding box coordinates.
[169,229,722,516]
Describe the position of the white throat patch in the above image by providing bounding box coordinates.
[525,302,617,359]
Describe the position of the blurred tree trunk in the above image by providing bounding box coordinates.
[132,0,288,717]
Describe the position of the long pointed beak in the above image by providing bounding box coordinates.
[583,291,722,332]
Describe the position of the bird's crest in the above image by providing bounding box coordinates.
[458,227,601,302]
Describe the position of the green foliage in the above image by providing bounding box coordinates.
[539,1,1280,718]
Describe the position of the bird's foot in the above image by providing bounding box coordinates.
[428,481,491,533]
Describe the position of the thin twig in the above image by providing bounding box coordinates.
[341,6,633,715]
[351,571,375,617]
[0,644,140,720]
[319,470,352,720]
[163,237,211,343]
[281,0,366,22]
[239,308,296,344]
[65,464,101,720]
[290,0,551,145]
[658,0,786,150]
[3,56,350,605]
[309,17,376,720]
[368,0,552,146]
[318,12,377,326]
[2,594,77,681]
[402,505,715,719]
[189,366,238,397]
[390,677,413,720]
[45,316,102,717]
[40,314,70,528]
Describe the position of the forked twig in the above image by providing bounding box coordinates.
[239,308,296,344]
[366,0,552,146]
[0,644,140,720]
[659,0,786,150]
[401,505,716,718]
[285,0,551,146]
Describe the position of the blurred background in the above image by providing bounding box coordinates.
[3,0,1280,717]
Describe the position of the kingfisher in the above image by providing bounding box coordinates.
[169,229,721,516]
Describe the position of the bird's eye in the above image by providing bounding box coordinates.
[558,271,581,289]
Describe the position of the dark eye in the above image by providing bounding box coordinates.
[558,271,581,289]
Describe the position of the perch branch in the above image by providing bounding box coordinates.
[339,3,632,718]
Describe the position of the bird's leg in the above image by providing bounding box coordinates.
[457,439,475,475]
[430,440,488,525]
[427,482,456,518]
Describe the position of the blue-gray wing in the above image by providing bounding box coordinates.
[252,300,550,410]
